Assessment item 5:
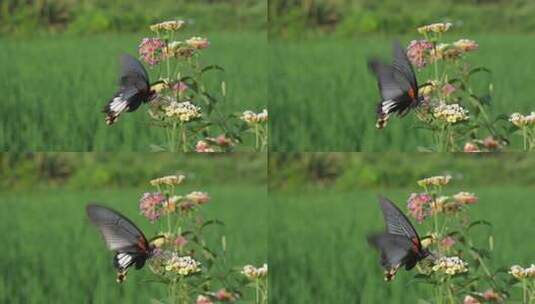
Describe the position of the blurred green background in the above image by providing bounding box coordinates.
[1,0,266,151]
[269,0,535,39]
[0,152,267,303]
[269,0,535,151]
[269,153,535,303]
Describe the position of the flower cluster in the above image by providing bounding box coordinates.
[195,135,234,153]
[417,175,452,187]
[164,254,201,276]
[432,256,468,275]
[186,37,210,49]
[453,192,478,204]
[241,109,268,124]
[509,112,535,128]
[464,136,504,152]
[150,174,185,186]
[241,264,268,280]
[150,20,186,32]
[139,192,166,222]
[186,191,210,205]
[139,38,166,66]
[509,264,535,280]
[407,40,433,68]
[418,22,452,34]
[164,101,202,122]
[453,39,479,52]
[433,103,469,124]
[407,193,433,222]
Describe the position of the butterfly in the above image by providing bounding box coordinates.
[103,54,166,125]
[368,41,426,129]
[86,203,162,283]
[367,196,431,281]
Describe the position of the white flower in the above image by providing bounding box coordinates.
[510,112,535,127]
[186,37,210,49]
[165,254,201,276]
[164,101,202,122]
[241,109,268,124]
[433,103,469,123]
[150,20,185,32]
[150,174,185,186]
[241,263,268,280]
[432,256,468,275]
[418,22,453,34]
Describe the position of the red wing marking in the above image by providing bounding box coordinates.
[408,88,416,100]
[137,237,148,253]
[410,237,421,253]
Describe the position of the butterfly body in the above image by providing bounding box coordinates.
[368,41,421,128]
[367,197,430,281]
[86,203,160,283]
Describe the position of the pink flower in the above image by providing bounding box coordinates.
[139,192,166,222]
[464,142,480,152]
[483,136,500,150]
[483,289,503,301]
[454,39,479,53]
[407,193,432,223]
[442,83,456,96]
[463,295,481,304]
[215,134,233,147]
[138,38,166,66]
[215,289,235,301]
[196,295,213,304]
[440,236,456,251]
[173,82,188,94]
[453,192,478,204]
[187,191,210,205]
[407,40,433,69]
[174,236,188,248]
[196,140,215,153]
[186,37,210,49]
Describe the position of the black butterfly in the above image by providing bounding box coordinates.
[86,203,162,283]
[103,54,166,125]
[368,41,425,129]
[367,196,430,281]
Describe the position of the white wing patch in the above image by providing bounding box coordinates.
[116,253,134,269]
[380,100,397,115]
[109,95,129,113]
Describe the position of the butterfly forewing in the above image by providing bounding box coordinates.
[86,204,149,252]
[378,196,420,246]
[392,41,418,91]
[120,54,149,90]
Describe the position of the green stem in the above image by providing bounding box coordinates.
[181,125,187,152]
[255,278,260,304]
[255,124,260,151]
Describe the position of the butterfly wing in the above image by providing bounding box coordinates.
[368,233,414,268]
[392,40,418,92]
[86,204,151,281]
[377,196,422,248]
[102,54,151,125]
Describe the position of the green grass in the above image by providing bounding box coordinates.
[0,185,267,303]
[269,34,535,151]
[269,187,535,303]
[0,31,266,151]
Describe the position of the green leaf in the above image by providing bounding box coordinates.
[468,220,493,230]
[201,219,225,230]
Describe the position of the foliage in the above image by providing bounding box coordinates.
[268,153,535,191]
[269,0,535,39]
[0,0,266,36]
[0,153,267,191]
